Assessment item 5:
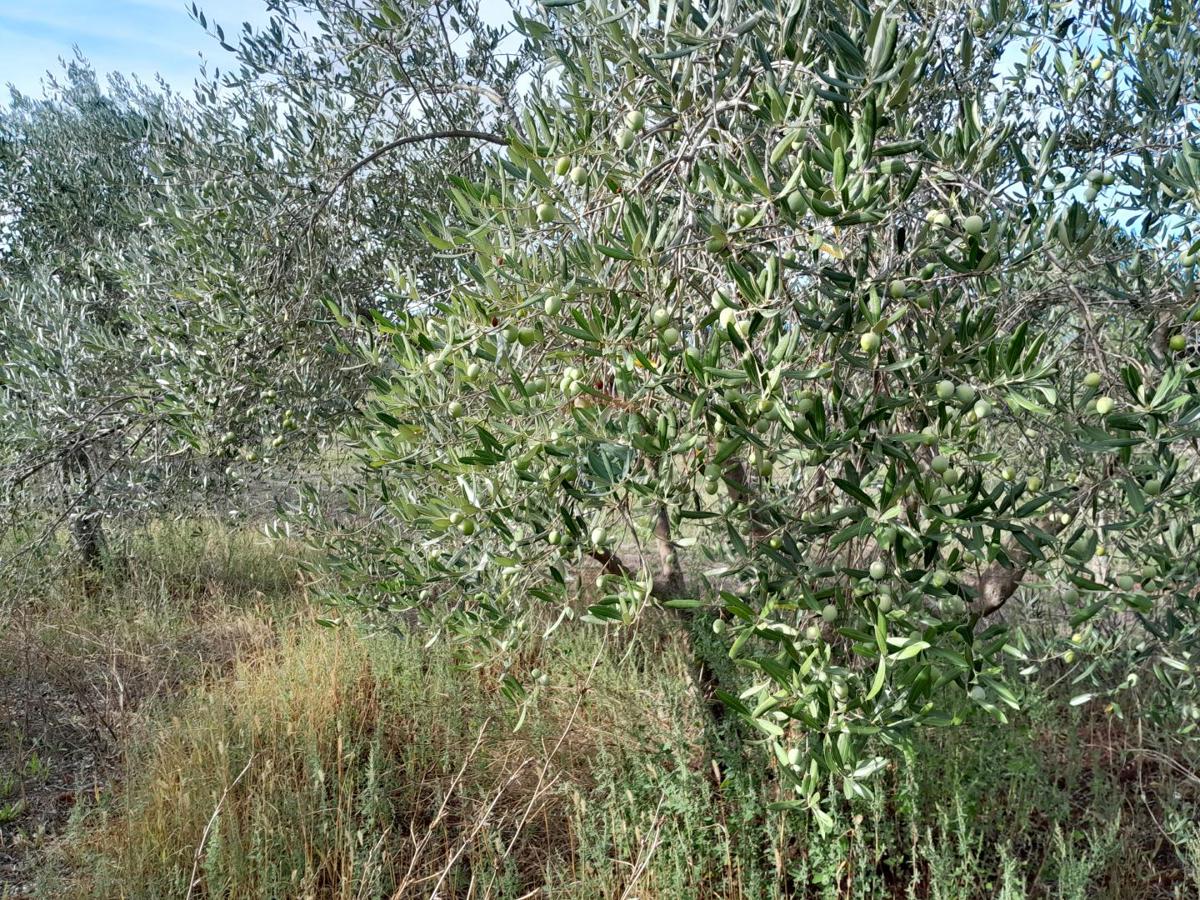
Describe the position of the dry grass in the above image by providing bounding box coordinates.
[3,520,1198,899]
[45,614,704,898]
[0,520,305,894]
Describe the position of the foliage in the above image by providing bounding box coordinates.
[342,0,1200,823]
[0,1,527,565]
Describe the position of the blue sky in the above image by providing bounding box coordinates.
[0,0,513,100]
[0,1,280,97]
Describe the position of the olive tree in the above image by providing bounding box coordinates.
[0,65,187,564]
[0,1,526,567]
[345,0,1200,818]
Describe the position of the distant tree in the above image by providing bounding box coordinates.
[338,0,1200,824]
[0,1,528,567]
[0,63,181,564]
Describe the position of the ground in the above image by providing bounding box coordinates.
[0,522,1197,899]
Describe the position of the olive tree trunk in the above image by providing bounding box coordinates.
[62,446,108,569]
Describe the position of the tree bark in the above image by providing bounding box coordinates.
[966,516,1065,617]
[589,507,726,728]
[62,446,107,569]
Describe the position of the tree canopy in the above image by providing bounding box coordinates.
[339,0,1200,822]
[0,0,524,562]
[2,0,1199,831]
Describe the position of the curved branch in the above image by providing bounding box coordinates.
[310,128,507,224]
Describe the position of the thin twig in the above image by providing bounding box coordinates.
[186,753,255,900]
[309,128,507,228]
